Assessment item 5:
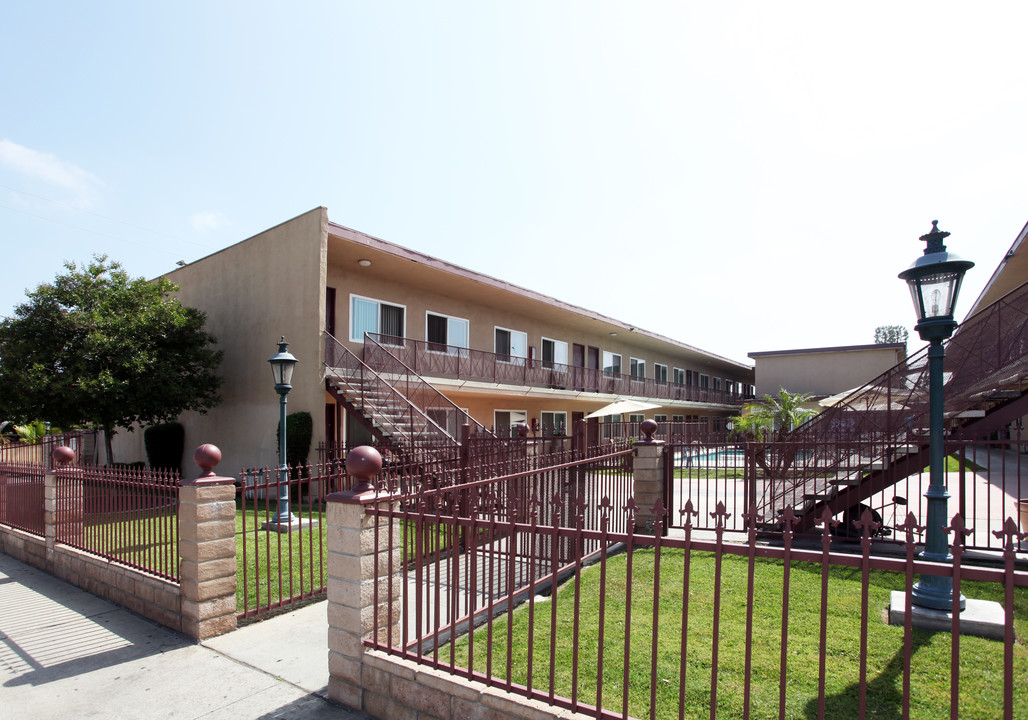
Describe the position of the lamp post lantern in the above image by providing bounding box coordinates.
[898,221,974,611]
[268,337,299,529]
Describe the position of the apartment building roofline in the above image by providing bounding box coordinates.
[328,218,752,372]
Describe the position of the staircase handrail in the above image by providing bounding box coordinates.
[755,279,1028,522]
[362,334,495,439]
[324,333,461,454]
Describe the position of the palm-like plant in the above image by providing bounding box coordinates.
[13,420,54,444]
[732,389,817,482]
[732,389,816,441]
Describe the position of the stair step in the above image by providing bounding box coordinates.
[831,475,860,486]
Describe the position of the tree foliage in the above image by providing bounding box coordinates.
[731,388,816,442]
[0,256,223,462]
[874,324,909,344]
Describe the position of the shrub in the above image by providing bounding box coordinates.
[278,411,313,469]
[144,422,185,475]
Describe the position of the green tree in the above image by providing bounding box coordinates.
[874,325,909,344]
[0,256,223,464]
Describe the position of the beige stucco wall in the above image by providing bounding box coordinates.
[752,346,905,399]
[116,208,751,469]
[115,208,328,474]
[324,241,751,432]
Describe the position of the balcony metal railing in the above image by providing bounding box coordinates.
[364,333,747,406]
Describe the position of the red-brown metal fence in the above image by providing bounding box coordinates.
[54,465,180,581]
[661,432,1028,552]
[0,463,46,536]
[0,431,98,467]
[365,488,1028,720]
[236,463,347,621]
[0,462,179,579]
[366,447,635,656]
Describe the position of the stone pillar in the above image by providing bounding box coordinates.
[43,469,57,569]
[44,446,79,570]
[178,444,237,640]
[326,446,403,711]
[633,418,666,534]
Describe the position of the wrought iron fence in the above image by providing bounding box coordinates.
[0,463,46,536]
[0,431,99,467]
[664,436,1028,551]
[365,447,635,656]
[235,462,349,621]
[363,492,1027,720]
[54,465,180,581]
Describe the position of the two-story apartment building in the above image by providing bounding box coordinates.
[133,208,753,471]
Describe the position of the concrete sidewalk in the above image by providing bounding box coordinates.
[0,553,366,720]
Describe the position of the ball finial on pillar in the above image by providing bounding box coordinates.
[346,445,383,494]
[194,444,222,477]
[52,445,76,466]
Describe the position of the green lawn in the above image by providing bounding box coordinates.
[233,501,452,617]
[234,497,329,616]
[448,548,1027,720]
[72,505,179,579]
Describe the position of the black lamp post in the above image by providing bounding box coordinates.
[268,337,298,528]
[898,221,974,611]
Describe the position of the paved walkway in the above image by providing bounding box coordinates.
[0,553,366,720]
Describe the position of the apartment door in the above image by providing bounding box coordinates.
[325,403,338,454]
[587,346,600,392]
[572,343,585,391]
[325,287,336,337]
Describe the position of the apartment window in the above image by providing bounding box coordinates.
[602,351,621,375]
[601,414,622,441]
[672,415,684,422]
[630,358,645,379]
[494,327,528,363]
[541,411,567,437]
[713,377,723,392]
[654,414,668,423]
[494,409,527,437]
[350,295,405,343]
[673,367,685,385]
[654,363,668,384]
[541,338,568,369]
[699,374,710,389]
[426,312,469,353]
[628,413,645,423]
[427,407,467,438]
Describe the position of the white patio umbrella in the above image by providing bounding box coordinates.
[585,399,662,419]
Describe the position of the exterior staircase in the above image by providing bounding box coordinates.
[757,280,1028,532]
[324,333,493,462]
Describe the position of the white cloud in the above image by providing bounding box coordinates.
[0,138,104,208]
[190,211,231,231]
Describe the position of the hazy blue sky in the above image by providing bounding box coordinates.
[2,2,1025,364]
